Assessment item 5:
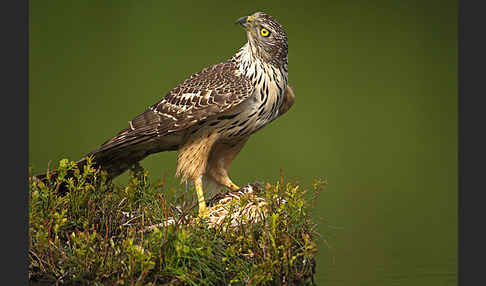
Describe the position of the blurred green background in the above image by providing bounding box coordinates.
[29,0,457,284]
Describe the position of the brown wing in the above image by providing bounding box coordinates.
[97,60,253,152]
[278,84,295,116]
[153,60,253,133]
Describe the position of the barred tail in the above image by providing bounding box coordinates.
[30,126,181,193]
[87,127,157,179]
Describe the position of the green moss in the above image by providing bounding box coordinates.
[29,158,326,285]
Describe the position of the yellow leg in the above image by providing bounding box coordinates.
[207,140,248,193]
[212,173,240,191]
[195,177,209,217]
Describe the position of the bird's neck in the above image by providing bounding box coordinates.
[232,43,288,83]
[230,42,289,127]
[233,43,257,76]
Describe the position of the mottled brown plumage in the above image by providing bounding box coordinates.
[33,12,293,217]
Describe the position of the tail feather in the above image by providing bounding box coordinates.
[30,105,187,193]
[30,130,182,193]
[30,142,154,194]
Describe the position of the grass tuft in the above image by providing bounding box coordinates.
[29,158,326,285]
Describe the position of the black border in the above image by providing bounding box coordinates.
[459,0,486,285]
[2,0,29,284]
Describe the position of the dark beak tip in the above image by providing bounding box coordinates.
[235,16,248,26]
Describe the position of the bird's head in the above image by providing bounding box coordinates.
[236,11,288,67]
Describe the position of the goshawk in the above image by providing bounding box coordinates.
[35,11,294,217]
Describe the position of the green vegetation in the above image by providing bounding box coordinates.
[29,158,326,285]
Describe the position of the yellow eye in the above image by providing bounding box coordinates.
[260,28,270,37]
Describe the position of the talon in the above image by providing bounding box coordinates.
[198,206,210,218]
[229,182,240,191]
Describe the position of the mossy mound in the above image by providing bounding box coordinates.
[29,158,326,285]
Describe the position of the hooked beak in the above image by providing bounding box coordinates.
[235,15,255,29]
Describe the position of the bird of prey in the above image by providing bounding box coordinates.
[34,11,294,217]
